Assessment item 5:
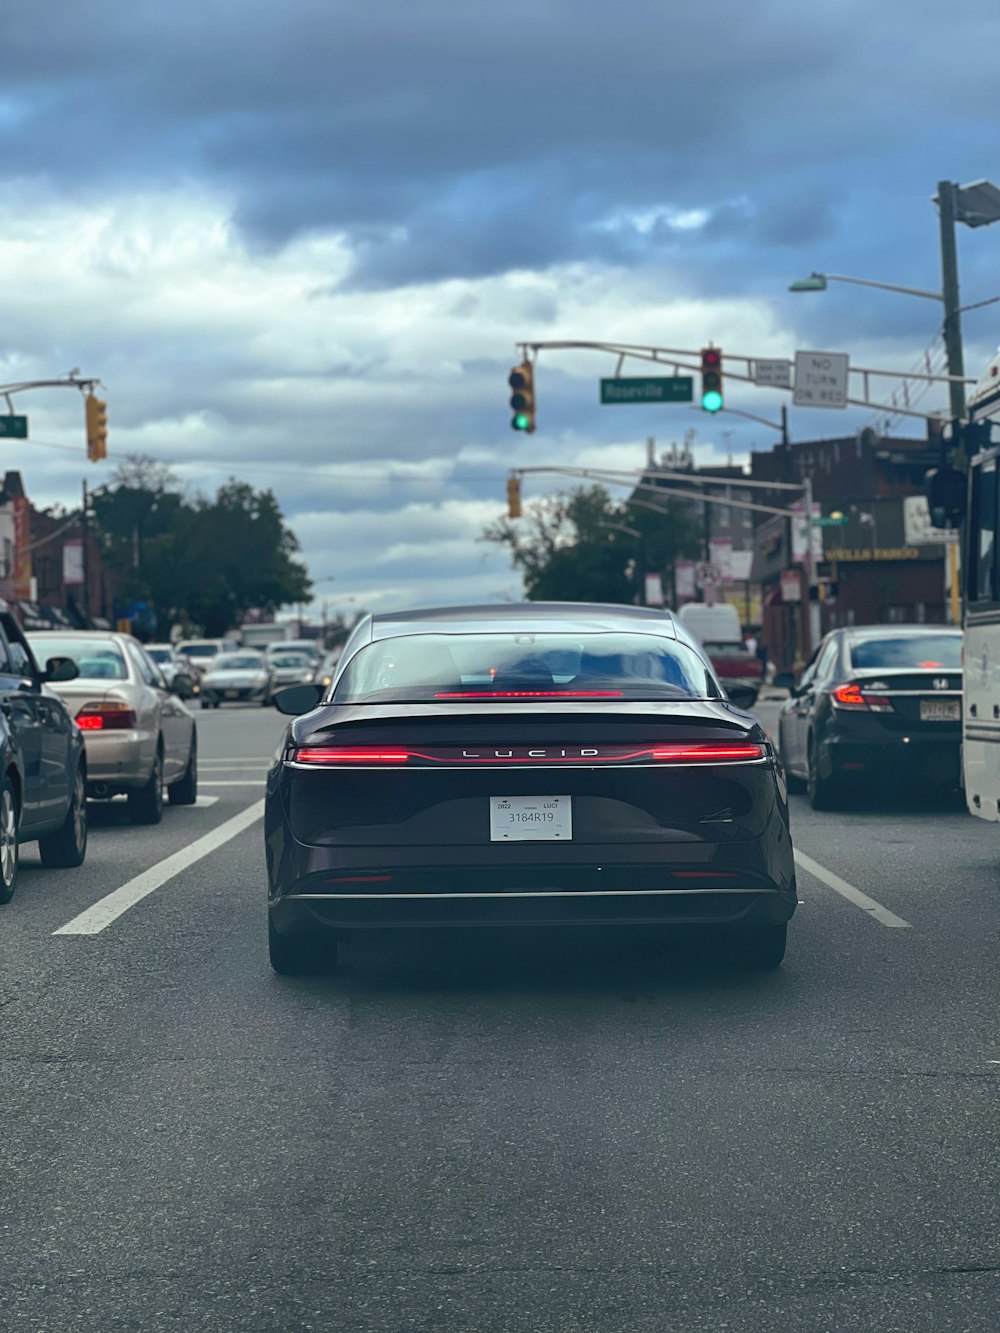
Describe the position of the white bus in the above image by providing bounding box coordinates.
[960,347,1000,819]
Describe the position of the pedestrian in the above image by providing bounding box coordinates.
[744,631,758,657]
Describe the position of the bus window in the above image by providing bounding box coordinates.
[972,460,998,603]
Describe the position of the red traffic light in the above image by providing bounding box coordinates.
[701,348,721,369]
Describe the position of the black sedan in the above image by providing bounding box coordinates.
[0,601,89,903]
[266,604,797,975]
[777,625,963,808]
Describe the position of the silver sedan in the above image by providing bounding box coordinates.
[26,631,198,825]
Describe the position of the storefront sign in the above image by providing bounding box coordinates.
[826,548,921,562]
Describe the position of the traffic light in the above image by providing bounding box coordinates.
[506,475,522,519]
[700,347,723,413]
[508,362,536,433]
[85,393,108,461]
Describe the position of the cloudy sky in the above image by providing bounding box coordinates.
[3,0,999,617]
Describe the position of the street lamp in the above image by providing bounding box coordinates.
[789,178,1000,431]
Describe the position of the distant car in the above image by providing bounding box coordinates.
[777,626,963,808]
[146,644,199,698]
[27,631,198,823]
[176,638,241,680]
[266,650,316,690]
[267,639,320,665]
[313,650,342,691]
[266,602,795,975]
[0,603,89,902]
[200,651,272,708]
[678,604,761,702]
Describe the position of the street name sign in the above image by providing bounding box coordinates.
[814,515,849,527]
[753,359,792,388]
[600,376,693,405]
[0,415,28,439]
[793,351,849,408]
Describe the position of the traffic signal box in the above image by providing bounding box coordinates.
[86,393,108,461]
[700,347,723,413]
[506,475,523,519]
[509,362,536,433]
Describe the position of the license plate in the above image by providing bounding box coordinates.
[490,795,572,841]
[225,689,240,699]
[920,699,959,721]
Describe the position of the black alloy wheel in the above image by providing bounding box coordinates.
[0,775,19,904]
[168,733,198,806]
[38,766,88,868]
[128,747,165,825]
[807,738,841,811]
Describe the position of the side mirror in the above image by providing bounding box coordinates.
[44,656,80,683]
[726,682,759,710]
[772,671,795,692]
[172,672,195,696]
[274,683,324,716]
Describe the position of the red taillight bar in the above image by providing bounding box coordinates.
[649,743,764,763]
[831,684,891,711]
[294,748,411,764]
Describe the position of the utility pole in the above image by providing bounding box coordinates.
[81,480,90,622]
[936,180,967,429]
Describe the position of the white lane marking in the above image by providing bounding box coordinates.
[55,799,265,937]
[794,849,912,930]
[194,795,219,807]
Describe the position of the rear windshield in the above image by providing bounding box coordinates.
[213,654,265,670]
[270,653,311,668]
[178,644,218,659]
[849,634,963,670]
[334,632,717,703]
[30,638,127,680]
[146,648,172,663]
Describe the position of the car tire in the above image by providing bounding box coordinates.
[38,766,88,868]
[727,923,787,970]
[807,738,841,810]
[0,775,20,905]
[168,734,198,806]
[784,764,806,795]
[200,699,210,710]
[268,915,336,976]
[128,747,165,825]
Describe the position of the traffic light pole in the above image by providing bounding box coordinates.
[937,180,968,429]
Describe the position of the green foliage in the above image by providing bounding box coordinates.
[91,454,311,636]
[481,482,703,605]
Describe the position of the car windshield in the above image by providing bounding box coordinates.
[28,637,127,680]
[849,634,963,670]
[271,653,311,668]
[212,654,264,671]
[334,631,717,703]
[178,645,218,659]
[146,648,172,663]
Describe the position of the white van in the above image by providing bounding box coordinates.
[678,603,743,646]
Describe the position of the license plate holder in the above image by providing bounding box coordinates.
[225,689,240,699]
[490,795,572,841]
[920,698,959,721]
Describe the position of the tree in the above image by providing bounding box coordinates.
[89,456,311,636]
[482,482,703,605]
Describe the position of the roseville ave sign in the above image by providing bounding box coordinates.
[600,376,694,404]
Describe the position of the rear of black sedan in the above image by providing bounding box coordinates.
[265,609,797,974]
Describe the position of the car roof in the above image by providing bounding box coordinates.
[369,602,679,641]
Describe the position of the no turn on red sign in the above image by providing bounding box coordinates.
[793,351,850,408]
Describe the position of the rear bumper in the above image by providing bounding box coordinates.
[82,732,151,789]
[819,730,960,785]
[204,685,267,702]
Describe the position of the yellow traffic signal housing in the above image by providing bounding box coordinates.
[506,475,523,519]
[508,362,536,433]
[86,394,108,461]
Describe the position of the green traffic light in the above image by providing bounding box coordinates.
[513,413,531,430]
[701,390,724,413]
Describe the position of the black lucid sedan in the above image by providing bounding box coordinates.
[778,625,963,809]
[266,604,797,975]
[0,601,89,904]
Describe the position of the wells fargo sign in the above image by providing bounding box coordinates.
[825,547,921,562]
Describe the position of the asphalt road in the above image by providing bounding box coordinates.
[2,701,999,1332]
